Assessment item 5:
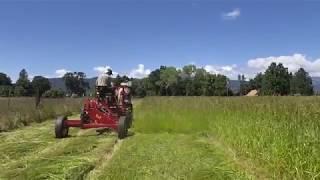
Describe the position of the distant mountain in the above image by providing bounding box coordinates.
[228,80,241,94]
[48,78,67,91]
[312,77,320,93]
[49,77,320,94]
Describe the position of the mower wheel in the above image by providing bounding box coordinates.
[118,116,128,139]
[55,116,69,138]
[126,105,133,128]
[126,112,133,128]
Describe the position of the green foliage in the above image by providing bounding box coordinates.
[132,65,231,97]
[131,78,147,97]
[261,63,291,95]
[131,62,315,97]
[160,66,179,95]
[0,72,12,85]
[43,89,65,98]
[290,68,313,95]
[14,85,28,97]
[252,72,263,89]
[146,68,161,95]
[32,76,51,96]
[113,75,130,86]
[63,72,89,96]
[246,64,314,96]
[206,74,229,96]
[0,85,13,97]
[15,69,33,96]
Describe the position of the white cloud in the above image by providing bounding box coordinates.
[55,69,70,77]
[222,8,241,20]
[93,65,118,77]
[93,66,112,74]
[204,64,239,79]
[247,53,320,76]
[28,74,34,81]
[129,64,151,78]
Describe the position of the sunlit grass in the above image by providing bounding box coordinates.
[94,133,246,180]
[0,97,83,131]
[0,118,117,180]
[134,97,320,179]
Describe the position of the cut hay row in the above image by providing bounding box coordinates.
[0,114,118,179]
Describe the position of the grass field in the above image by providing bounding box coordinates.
[0,97,82,131]
[134,97,320,179]
[0,97,319,179]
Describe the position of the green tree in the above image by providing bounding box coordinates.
[131,78,147,97]
[206,74,229,96]
[181,65,196,96]
[213,74,229,96]
[147,68,161,95]
[193,68,208,96]
[290,68,313,95]
[160,67,178,96]
[0,85,13,97]
[15,69,33,96]
[0,72,12,85]
[43,89,65,98]
[0,72,13,97]
[248,73,263,90]
[261,63,291,95]
[63,72,89,96]
[32,76,51,107]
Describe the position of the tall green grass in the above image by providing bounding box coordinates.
[0,97,83,131]
[134,97,320,179]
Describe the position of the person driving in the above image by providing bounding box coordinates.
[96,69,113,99]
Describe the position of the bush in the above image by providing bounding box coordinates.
[0,85,13,97]
[43,89,65,98]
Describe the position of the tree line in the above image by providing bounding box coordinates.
[130,65,232,97]
[0,62,315,100]
[0,69,64,99]
[238,62,313,96]
[129,62,313,97]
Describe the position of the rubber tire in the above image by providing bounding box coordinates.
[126,104,133,128]
[118,116,128,139]
[126,112,133,128]
[55,116,69,138]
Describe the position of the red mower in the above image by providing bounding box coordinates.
[55,85,133,139]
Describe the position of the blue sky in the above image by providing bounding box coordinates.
[0,0,320,81]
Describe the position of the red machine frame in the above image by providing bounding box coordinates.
[55,85,132,139]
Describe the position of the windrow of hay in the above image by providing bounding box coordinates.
[0,119,118,179]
